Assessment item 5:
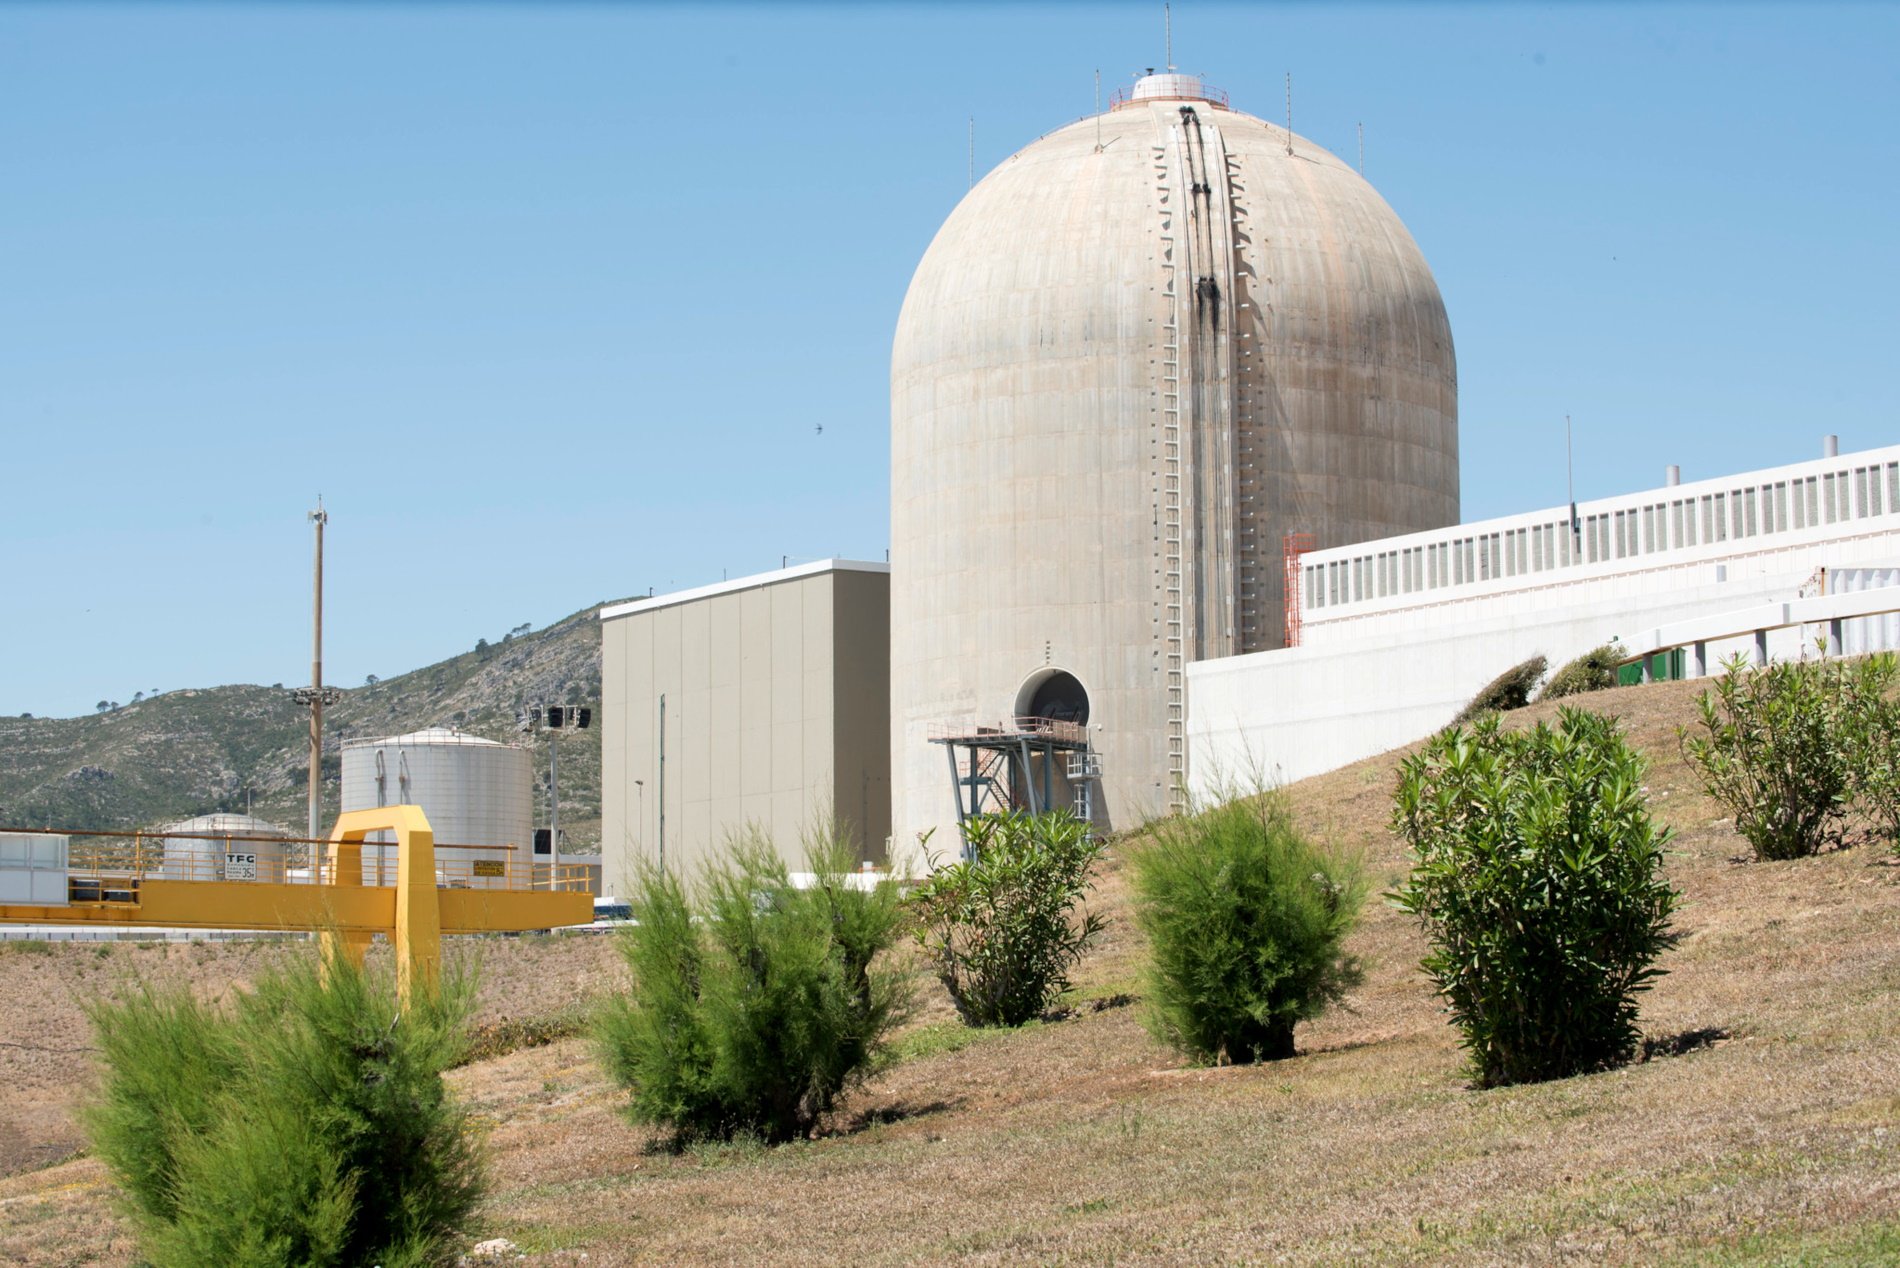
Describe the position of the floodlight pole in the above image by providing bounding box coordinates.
[538,704,593,890]
[310,503,325,841]
[547,733,559,890]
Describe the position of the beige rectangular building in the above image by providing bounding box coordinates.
[598,559,890,895]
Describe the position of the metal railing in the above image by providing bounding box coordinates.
[927,716,1090,747]
[3,827,594,896]
[1109,79,1229,110]
[1620,584,1900,679]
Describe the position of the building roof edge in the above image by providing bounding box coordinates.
[598,558,890,621]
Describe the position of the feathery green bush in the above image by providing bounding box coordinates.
[1133,794,1364,1064]
[1681,653,1896,860]
[84,947,482,1267]
[1391,708,1680,1087]
[595,828,911,1145]
[906,811,1107,1028]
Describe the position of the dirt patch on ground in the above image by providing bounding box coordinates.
[0,930,624,1178]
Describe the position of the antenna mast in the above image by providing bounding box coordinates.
[1285,72,1294,155]
[1566,415,1582,559]
[1165,2,1173,71]
[1094,69,1102,151]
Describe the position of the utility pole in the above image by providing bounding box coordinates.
[292,501,341,846]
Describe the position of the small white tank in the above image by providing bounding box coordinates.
[155,813,296,882]
[340,728,532,889]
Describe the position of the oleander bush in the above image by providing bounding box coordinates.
[1391,708,1680,1087]
[1453,654,1548,725]
[595,828,911,1145]
[1540,644,1622,701]
[1133,793,1365,1064]
[1681,652,1896,861]
[84,946,483,1267]
[1851,656,1900,851]
[907,811,1107,1028]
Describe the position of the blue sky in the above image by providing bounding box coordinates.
[2,3,1895,718]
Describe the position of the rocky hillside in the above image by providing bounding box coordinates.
[0,604,615,850]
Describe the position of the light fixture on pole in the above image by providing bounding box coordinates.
[634,778,645,857]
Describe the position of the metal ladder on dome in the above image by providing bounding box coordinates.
[1152,138,1188,814]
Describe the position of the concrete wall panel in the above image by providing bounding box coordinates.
[600,562,891,892]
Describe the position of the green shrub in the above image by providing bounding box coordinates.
[1453,654,1548,725]
[458,1005,589,1067]
[1843,654,1900,850]
[1681,653,1896,861]
[595,828,911,1145]
[84,947,483,1267]
[1540,644,1622,701]
[906,811,1107,1028]
[1133,794,1364,1064]
[83,982,237,1224]
[1391,708,1680,1087]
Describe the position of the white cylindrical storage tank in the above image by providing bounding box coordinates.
[340,728,532,890]
[155,813,296,882]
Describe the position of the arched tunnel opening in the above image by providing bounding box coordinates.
[1018,669,1089,725]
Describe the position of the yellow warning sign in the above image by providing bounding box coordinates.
[473,860,506,878]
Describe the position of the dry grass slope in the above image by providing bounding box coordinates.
[3,678,1899,1264]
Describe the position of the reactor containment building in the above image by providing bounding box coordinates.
[889,71,1460,858]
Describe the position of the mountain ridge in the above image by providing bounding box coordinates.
[0,603,619,850]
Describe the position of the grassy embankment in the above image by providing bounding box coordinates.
[3,676,1898,1265]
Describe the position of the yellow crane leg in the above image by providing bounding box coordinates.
[391,807,441,996]
[325,806,439,1003]
[320,813,374,976]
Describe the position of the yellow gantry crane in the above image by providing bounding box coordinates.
[0,806,592,1000]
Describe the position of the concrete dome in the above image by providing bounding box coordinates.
[890,77,1458,857]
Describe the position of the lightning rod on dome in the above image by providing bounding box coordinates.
[967,116,974,189]
[1358,121,1364,173]
[1165,3,1174,72]
[1094,69,1102,152]
[1285,72,1294,156]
